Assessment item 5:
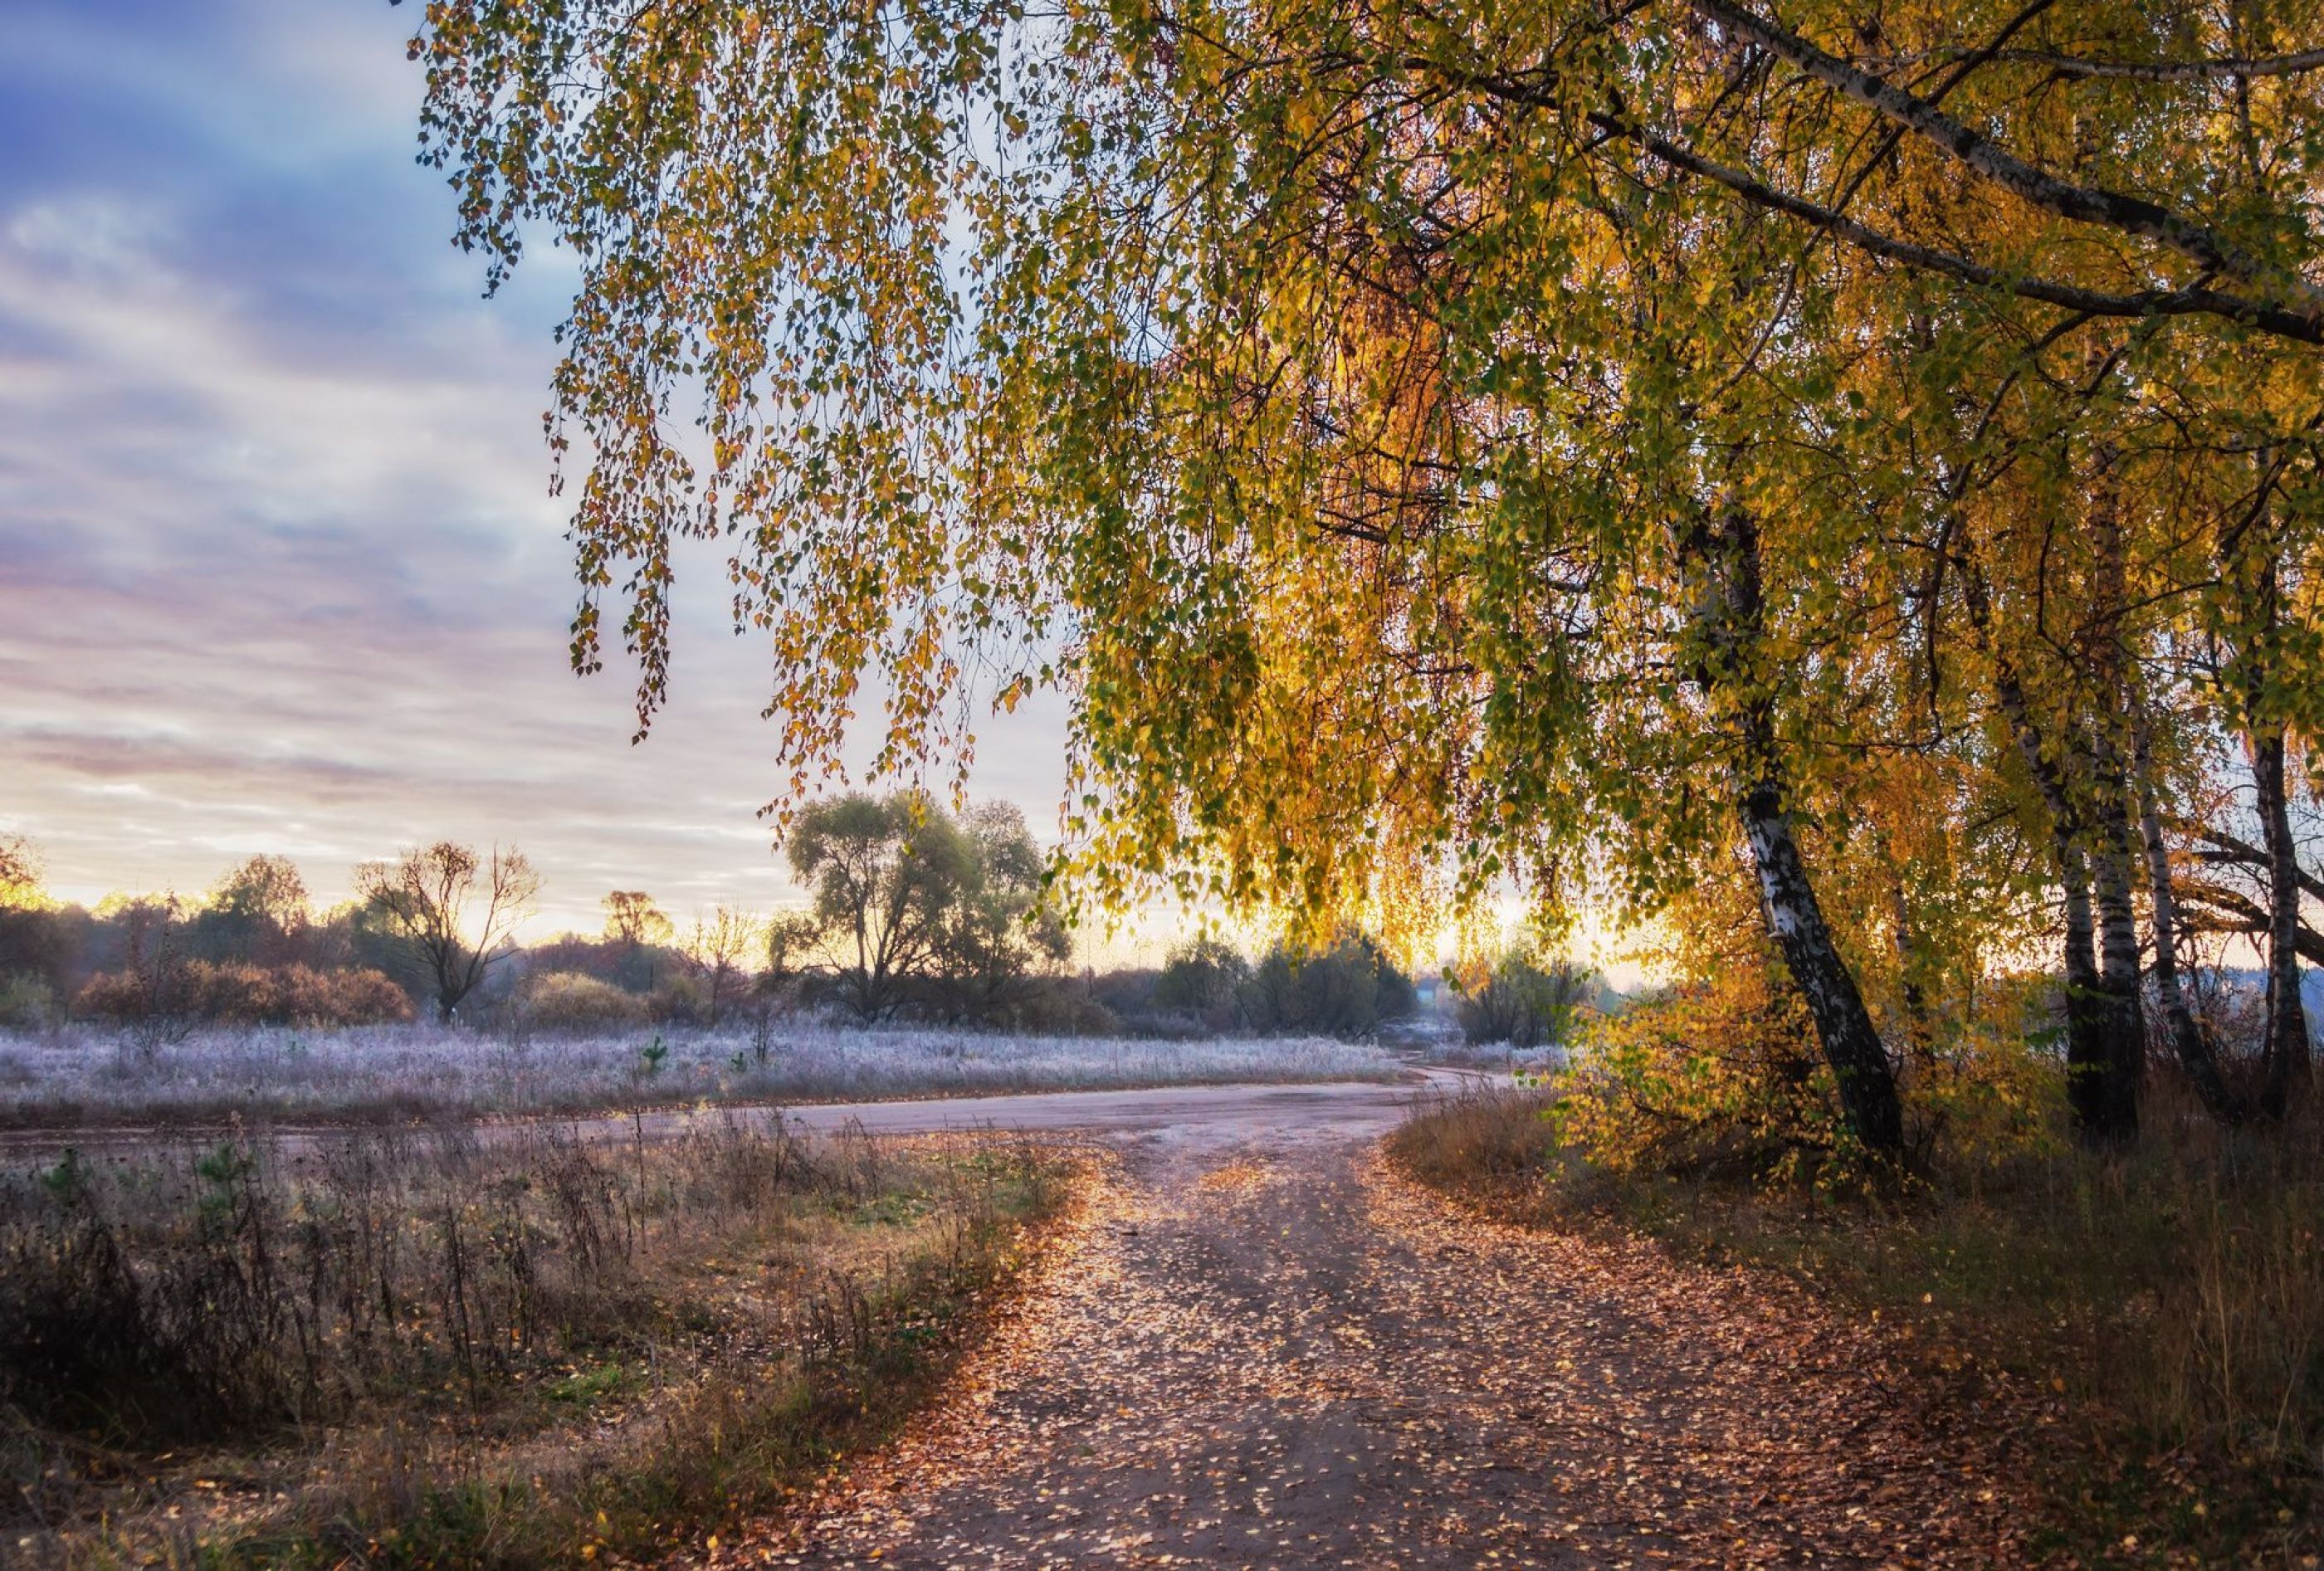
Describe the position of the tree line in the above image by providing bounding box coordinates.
[0,798,1433,1042]
[0,837,532,1035]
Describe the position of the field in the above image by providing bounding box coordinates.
[1,1111,1076,1568]
[0,1022,1404,1130]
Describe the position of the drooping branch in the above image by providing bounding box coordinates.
[2176,878,2324,967]
[1593,111,2324,344]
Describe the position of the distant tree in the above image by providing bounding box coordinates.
[77,894,193,1047]
[600,890,675,991]
[1151,937,1251,1027]
[302,897,421,988]
[0,837,74,1003]
[937,803,1071,1020]
[354,843,541,1022]
[603,890,674,947]
[764,910,823,986]
[678,906,763,1022]
[209,854,309,931]
[787,793,974,1023]
[0,835,40,910]
[192,854,311,964]
[754,909,825,1038]
[1454,950,1598,1049]
[1241,932,1417,1040]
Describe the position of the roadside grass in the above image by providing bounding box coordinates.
[0,1022,1402,1131]
[0,1114,1079,1568]
[1388,1084,2324,1565]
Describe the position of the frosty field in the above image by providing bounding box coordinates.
[0,1020,1404,1129]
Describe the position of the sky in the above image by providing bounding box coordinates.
[0,0,1077,940]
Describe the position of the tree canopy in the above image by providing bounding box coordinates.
[406,0,2324,1156]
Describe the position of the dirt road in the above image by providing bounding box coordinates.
[0,1075,1453,1163]
[745,1083,2030,1569]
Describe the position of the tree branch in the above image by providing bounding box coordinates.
[2176,881,2324,966]
[1999,46,2324,82]
[2170,818,2324,903]
[1429,57,2322,342]
[1588,108,2324,343]
[1684,0,2324,324]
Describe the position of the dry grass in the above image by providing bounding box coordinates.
[0,1115,1073,1568]
[1389,1083,2324,1564]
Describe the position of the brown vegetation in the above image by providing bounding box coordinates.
[0,1116,1068,1567]
[75,960,411,1032]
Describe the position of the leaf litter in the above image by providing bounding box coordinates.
[725,1125,2033,1568]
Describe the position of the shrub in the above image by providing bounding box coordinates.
[1552,961,2058,1188]
[199,962,414,1027]
[76,962,411,1030]
[1387,1085,1561,1193]
[647,970,710,1025]
[1150,938,1250,1031]
[523,970,649,1032]
[1550,964,1855,1183]
[999,976,1122,1036]
[0,973,56,1031]
[323,966,417,1026]
[178,960,286,1024]
[75,968,185,1034]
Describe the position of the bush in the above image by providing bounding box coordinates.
[1150,938,1251,1032]
[74,968,183,1033]
[1550,965,1857,1183]
[522,970,649,1032]
[998,976,1122,1037]
[76,962,412,1030]
[1388,1085,1561,1192]
[198,962,413,1027]
[182,961,284,1024]
[647,970,710,1026]
[0,973,56,1031]
[320,967,417,1026]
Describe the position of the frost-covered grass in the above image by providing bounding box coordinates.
[1413,1040,1569,1076]
[0,1019,1404,1129]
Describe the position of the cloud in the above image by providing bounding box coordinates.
[0,0,1072,939]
